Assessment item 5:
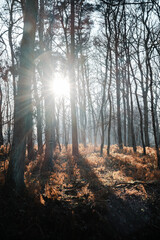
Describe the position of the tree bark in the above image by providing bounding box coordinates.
[62,98,68,150]
[130,63,146,155]
[148,56,160,168]
[115,35,123,150]
[70,0,79,156]
[129,76,136,153]
[27,90,34,160]
[7,0,38,192]
[33,77,43,154]
[107,94,112,155]
[43,53,56,170]
[0,86,3,146]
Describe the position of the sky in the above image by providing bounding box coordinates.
[0,0,4,8]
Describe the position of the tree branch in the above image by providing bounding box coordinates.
[101,0,153,6]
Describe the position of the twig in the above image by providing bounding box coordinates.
[111,180,160,188]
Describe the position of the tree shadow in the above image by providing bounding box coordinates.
[0,184,74,240]
[76,155,110,201]
[104,155,151,181]
[76,154,160,239]
[1,153,160,240]
[0,173,115,240]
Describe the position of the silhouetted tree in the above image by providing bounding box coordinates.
[7,0,38,191]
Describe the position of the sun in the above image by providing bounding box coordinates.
[52,74,70,98]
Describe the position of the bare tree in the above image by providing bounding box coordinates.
[70,0,79,156]
[7,0,38,191]
[0,85,3,146]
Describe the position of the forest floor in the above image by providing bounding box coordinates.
[0,144,160,239]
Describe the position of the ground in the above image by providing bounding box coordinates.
[0,144,160,239]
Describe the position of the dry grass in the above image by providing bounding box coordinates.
[0,144,160,203]
[24,145,160,204]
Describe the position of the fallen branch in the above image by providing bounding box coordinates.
[111,180,160,188]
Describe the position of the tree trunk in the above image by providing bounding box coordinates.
[122,77,127,146]
[107,44,112,155]
[143,95,150,147]
[7,0,38,192]
[8,0,16,114]
[0,86,3,147]
[44,91,56,169]
[129,78,136,153]
[100,109,104,156]
[80,53,87,148]
[137,47,150,147]
[33,77,43,154]
[43,53,56,170]
[148,58,160,168]
[107,94,112,155]
[130,64,146,155]
[115,37,123,150]
[70,0,79,156]
[27,90,34,160]
[126,77,131,146]
[62,98,68,150]
[6,83,11,148]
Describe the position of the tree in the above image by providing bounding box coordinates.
[7,0,38,191]
[0,85,3,146]
[112,4,124,150]
[70,0,79,156]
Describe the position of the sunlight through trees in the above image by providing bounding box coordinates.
[0,0,159,188]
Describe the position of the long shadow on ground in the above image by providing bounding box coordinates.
[104,155,152,181]
[1,154,160,240]
[77,155,160,239]
[0,156,114,240]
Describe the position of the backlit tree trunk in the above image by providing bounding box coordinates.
[0,86,3,147]
[27,86,34,160]
[43,53,56,170]
[7,0,38,191]
[70,0,79,156]
[115,31,123,150]
[33,76,43,154]
[130,63,146,155]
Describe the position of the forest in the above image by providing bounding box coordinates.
[0,0,160,239]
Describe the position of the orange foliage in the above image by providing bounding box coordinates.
[1,144,160,204]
